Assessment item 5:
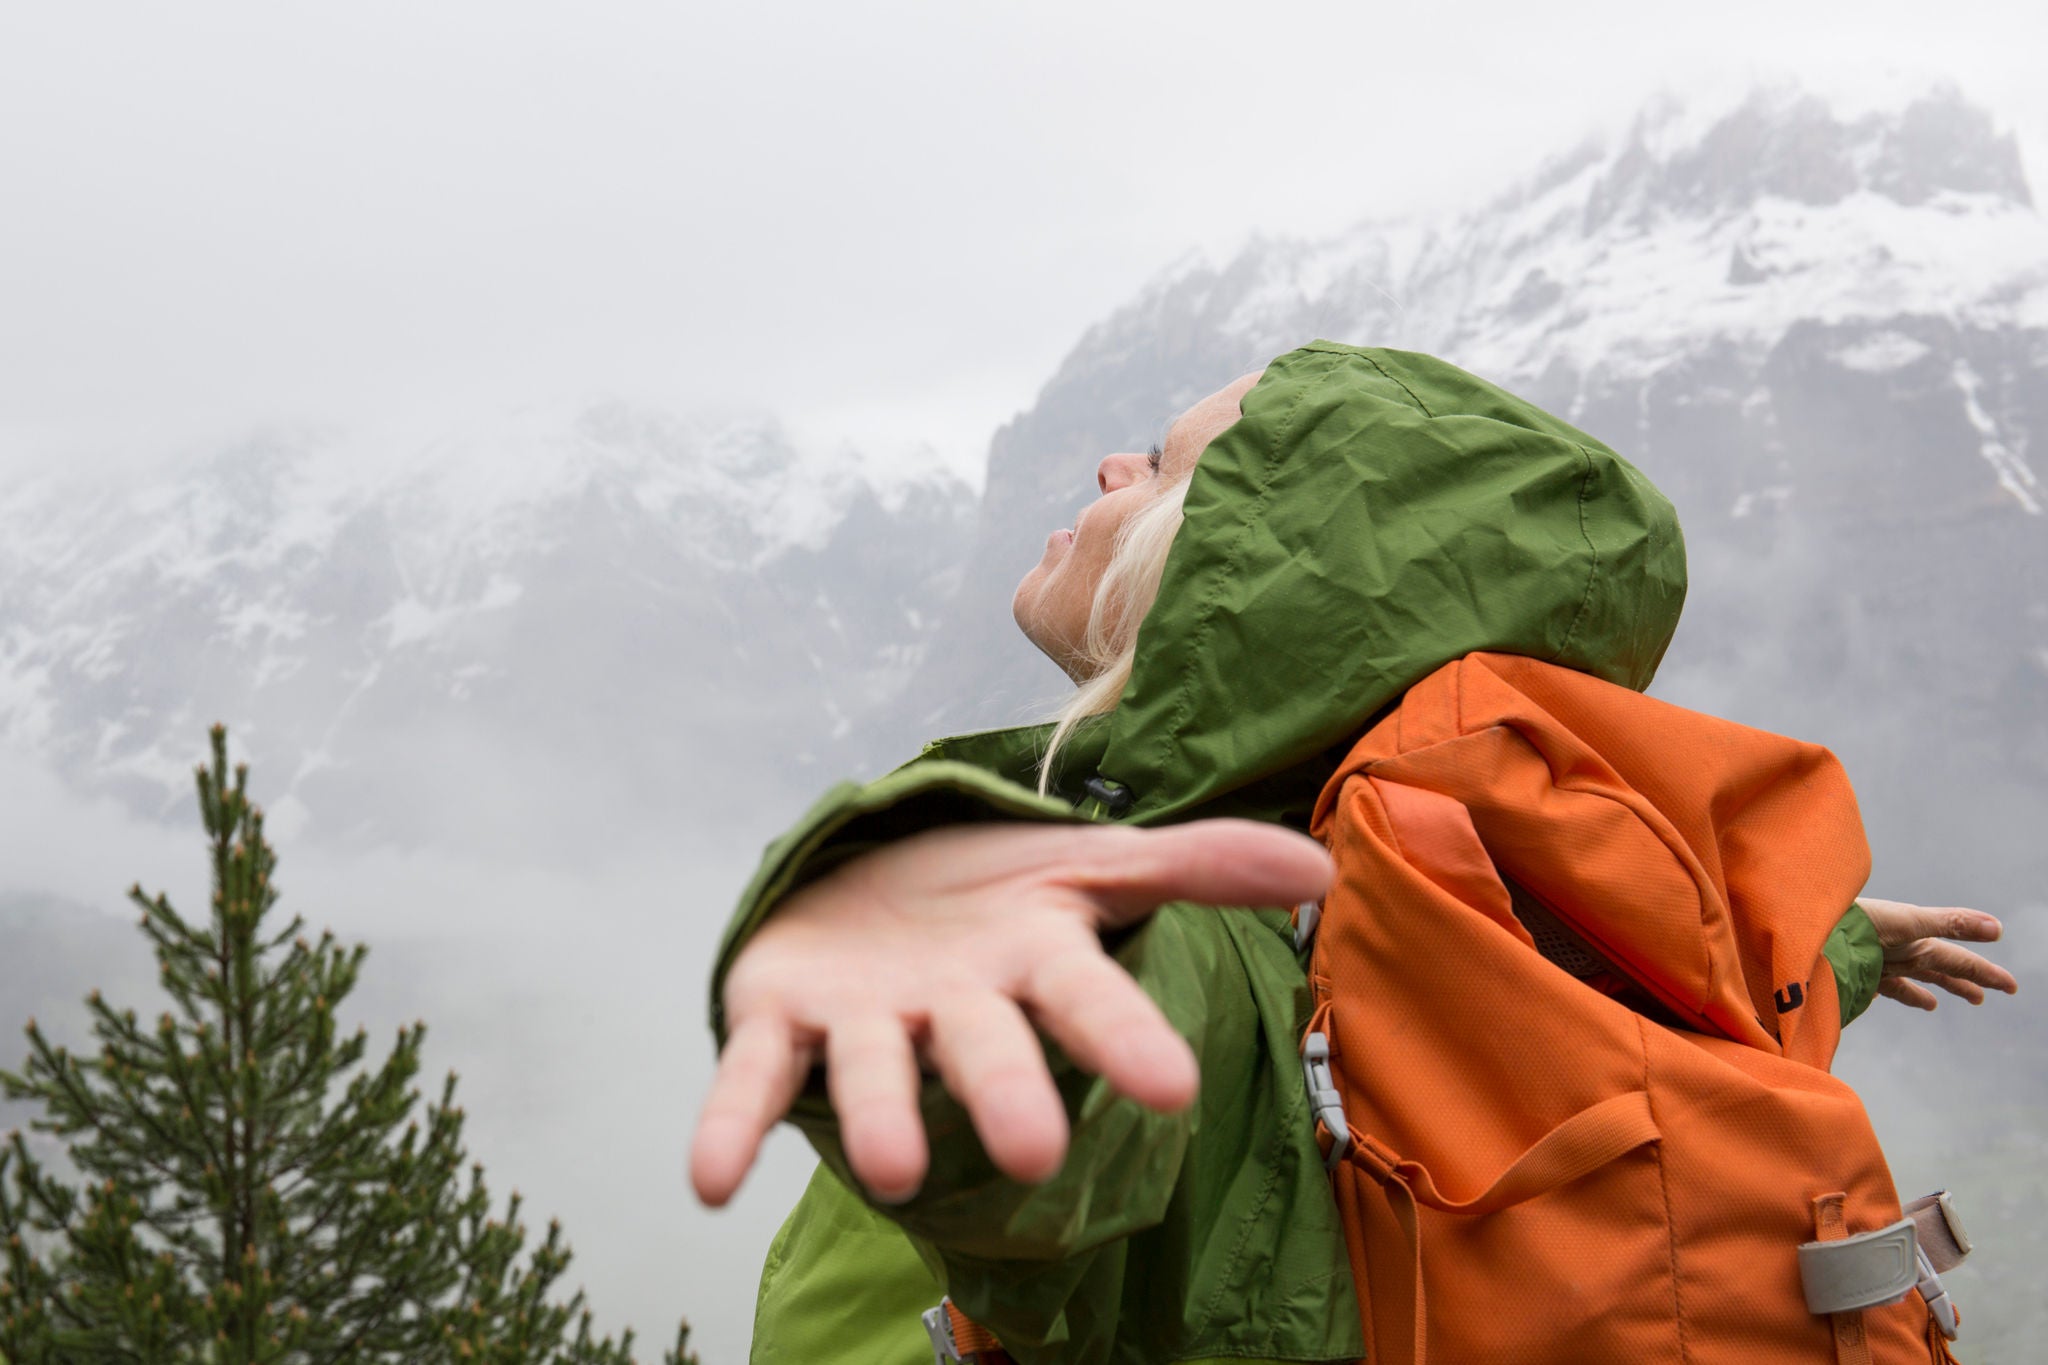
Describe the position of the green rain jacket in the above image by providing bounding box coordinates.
[710,342,1886,1365]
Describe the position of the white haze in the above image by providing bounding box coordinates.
[0,740,817,1359]
[6,5,2048,1362]
[4,2,2048,481]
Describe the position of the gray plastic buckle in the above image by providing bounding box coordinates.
[1917,1244,1960,1341]
[922,1301,960,1363]
[1933,1188,1972,1260]
[1300,1031,1350,1171]
[1797,1216,1919,1314]
[1293,899,1321,952]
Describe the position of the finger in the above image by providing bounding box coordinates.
[1878,977,1940,1011]
[1860,897,2004,948]
[926,993,1069,1183]
[691,1015,812,1206]
[1921,974,1989,1005]
[1024,947,1198,1113]
[826,1015,928,1204]
[1908,969,2020,1006]
[1059,820,1332,926]
[1890,940,2020,998]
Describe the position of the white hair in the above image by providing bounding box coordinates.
[1035,477,1191,797]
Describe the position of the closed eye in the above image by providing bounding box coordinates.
[1147,443,1163,475]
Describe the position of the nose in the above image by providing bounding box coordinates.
[1097,451,1151,494]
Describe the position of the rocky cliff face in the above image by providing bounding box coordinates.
[0,406,974,852]
[899,86,2048,899]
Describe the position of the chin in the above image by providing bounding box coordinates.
[1011,574,1041,637]
[1012,584,1070,672]
[1015,568,1096,682]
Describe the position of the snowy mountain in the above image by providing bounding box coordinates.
[4,81,2041,862]
[0,406,974,852]
[906,83,2048,811]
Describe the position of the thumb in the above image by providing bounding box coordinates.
[1057,819,1332,926]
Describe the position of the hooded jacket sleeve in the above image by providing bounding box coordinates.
[707,762,1367,1362]
[1829,902,1883,1024]
[710,762,1888,1047]
[707,759,1087,1046]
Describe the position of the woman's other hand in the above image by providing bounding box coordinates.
[690,819,1331,1207]
[1858,896,2020,1011]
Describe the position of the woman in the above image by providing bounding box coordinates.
[692,342,2015,1364]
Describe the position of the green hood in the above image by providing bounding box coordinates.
[1098,340,1688,824]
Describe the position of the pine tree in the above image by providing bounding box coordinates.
[0,727,697,1364]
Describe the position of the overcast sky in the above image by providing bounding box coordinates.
[5,10,2047,1358]
[4,1,2046,482]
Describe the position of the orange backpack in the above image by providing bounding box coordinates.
[1300,651,1968,1364]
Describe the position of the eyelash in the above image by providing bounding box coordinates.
[1147,444,1163,474]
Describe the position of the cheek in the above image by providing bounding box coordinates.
[1018,486,1148,651]
[1050,537,1120,637]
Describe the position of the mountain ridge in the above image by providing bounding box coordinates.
[895,81,2048,742]
[0,404,974,847]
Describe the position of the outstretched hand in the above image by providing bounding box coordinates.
[1858,896,2020,1011]
[690,820,1332,1208]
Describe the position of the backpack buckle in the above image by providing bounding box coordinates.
[1905,1189,1971,1340]
[1301,1031,1350,1170]
[923,1297,1009,1363]
[1293,899,1321,952]
[1916,1245,1960,1340]
[1797,1217,1918,1314]
[922,1301,962,1362]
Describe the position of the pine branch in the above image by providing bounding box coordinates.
[1,727,678,1363]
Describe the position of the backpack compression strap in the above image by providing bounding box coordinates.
[1304,995,1665,1365]
[1800,1191,1972,1356]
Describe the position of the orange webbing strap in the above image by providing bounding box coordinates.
[1926,1316,1963,1365]
[946,1300,1015,1365]
[1812,1193,1876,1365]
[1338,1093,1664,1365]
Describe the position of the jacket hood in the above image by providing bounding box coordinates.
[1097,340,1688,825]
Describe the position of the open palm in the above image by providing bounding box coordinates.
[690,820,1331,1206]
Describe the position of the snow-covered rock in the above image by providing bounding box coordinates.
[0,406,973,850]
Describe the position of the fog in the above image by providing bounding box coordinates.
[5,3,2048,475]
[6,5,2048,1363]
[0,739,825,1358]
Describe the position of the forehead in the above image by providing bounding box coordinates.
[1161,371,1262,478]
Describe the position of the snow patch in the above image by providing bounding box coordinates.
[447,663,494,702]
[0,651,54,747]
[252,652,305,689]
[1731,486,1794,519]
[379,574,525,649]
[381,597,458,650]
[221,597,309,647]
[1835,332,1932,373]
[1952,360,2043,515]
